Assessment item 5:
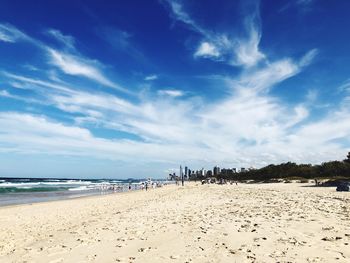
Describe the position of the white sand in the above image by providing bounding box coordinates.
[0,182,349,262]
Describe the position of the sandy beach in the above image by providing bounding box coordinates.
[0,182,349,263]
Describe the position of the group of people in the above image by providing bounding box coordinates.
[98,184,123,191]
[201,178,238,185]
[139,182,163,191]
[97,181,166,193]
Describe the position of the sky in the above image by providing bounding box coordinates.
[0,0,350,179]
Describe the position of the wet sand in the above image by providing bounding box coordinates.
[0,182,349,262]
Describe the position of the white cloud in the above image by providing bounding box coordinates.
[1,21,347,172]
[0,23,43,48]
[0,23,131,95]
[338,79,350,92]
[0,112,205,162]
[23,64,39,71]
[3,72,138,115]
[0,112,92,139]
[0,23,30,43]
[165,0,206,35]
[165,1,265,67]
[287,108,350,151]
[0,38,327,169]
[233,14,265,67]
[299,48,319,67]
[47,29,75,49]
[3,72,74,93]
[0,90,11,97]
[47,48,108,84]
[236,58,300,93]
[2,59,350,169]
[145,74,158,81]
[194,42,220,58]
[50,90,139,116]
[158,89,184,97]
[286,105,309,127]
[2,73,348,169]
[47,48,130,93]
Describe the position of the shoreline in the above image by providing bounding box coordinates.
[0,180,341,209]
[0,178,173,208]
[0,189,134,209]
[0,184,164,210]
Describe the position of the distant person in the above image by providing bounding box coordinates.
[128,183,131,191]
[145,183,148,191]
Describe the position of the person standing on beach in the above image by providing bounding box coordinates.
[145,183,148,191]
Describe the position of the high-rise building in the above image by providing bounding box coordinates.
[213,166,220,176]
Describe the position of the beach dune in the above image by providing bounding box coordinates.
[0,182,349,262]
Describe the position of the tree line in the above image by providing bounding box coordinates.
[215,153,350,181]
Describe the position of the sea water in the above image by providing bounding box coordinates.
[0,178,153,206]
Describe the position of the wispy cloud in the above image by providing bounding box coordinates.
[194,42,220,58]
[165,0,265,67]
[47,48,124,91]
[280,0,315,13]
[299,48,319,67]
[0,23,31,43]
[165,0,206,35]
[46,29,75,49]
[233,12,265,67]
[0,112,203,162]
[0,90,11,97]
[1,12,348,173]
[0,47,322,166]
[96,27,131,50]
[236,58,300,93]
[0,24,131,94]
[158,89,184,97]
[2,56,349,169]
[145,74,158,81]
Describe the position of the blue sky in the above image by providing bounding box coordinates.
[0,0,350,178]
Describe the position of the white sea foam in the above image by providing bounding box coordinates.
[0,182,42,188]
[39,181,92,185]
[68,186,91,191]
[0,181,94,188]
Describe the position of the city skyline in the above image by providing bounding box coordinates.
[1,0,350,178]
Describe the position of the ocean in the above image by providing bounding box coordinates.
[0,177,163,206]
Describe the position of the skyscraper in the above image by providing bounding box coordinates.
[213,166,220,176]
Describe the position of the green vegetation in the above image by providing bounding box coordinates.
[216,153,350,182]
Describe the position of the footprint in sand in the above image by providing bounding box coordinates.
[322,226,335,231]
[321,236,342,241]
